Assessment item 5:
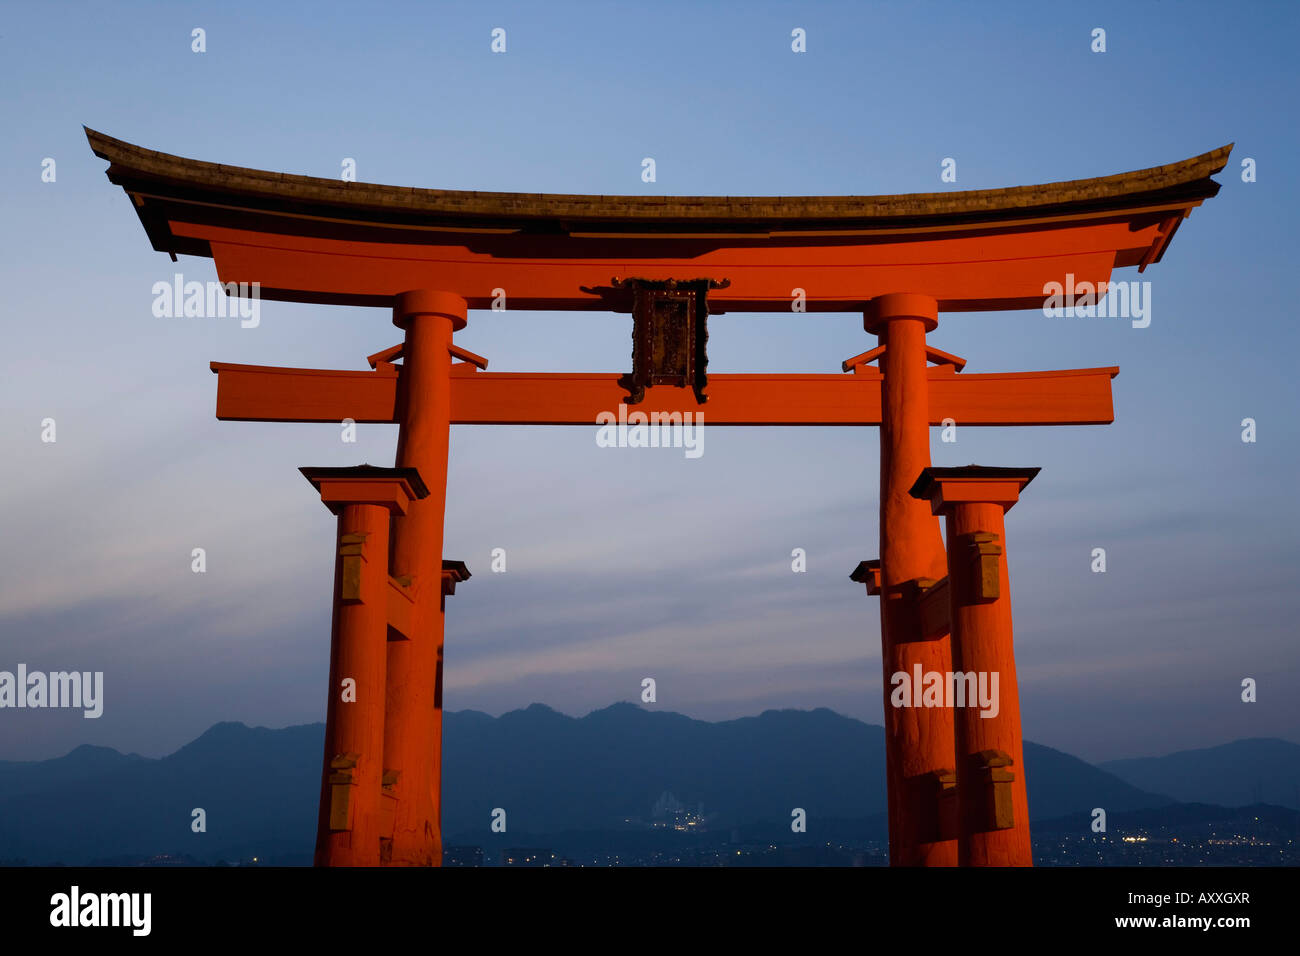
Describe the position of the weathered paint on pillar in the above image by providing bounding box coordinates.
[911,465,1037,867]
[302,467,426,867]
[385,290,466,866]
[866,292,957,867]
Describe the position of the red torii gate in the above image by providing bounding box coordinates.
[88,129,1229,866]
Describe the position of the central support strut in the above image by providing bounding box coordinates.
[868,293,959,867]
[384,289,466,867]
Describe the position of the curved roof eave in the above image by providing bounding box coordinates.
[85,127,1231,241]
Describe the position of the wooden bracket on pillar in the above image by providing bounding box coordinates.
[367,343,404,369]
[849,559,882,595]
[387,575,415,641]
[448,343,489,370]
[386,562,465,633]
[913,576,951,639]
[339,532,369,602]
[368,339,488,373]
[327,753,359,831]
[841,343,967,374]
[891,577,951,642]
[854,562,952,640]
[958,531,1003,602]
[441,560,471,597]
[974,749,1017,831]
[841,345,887,374]
[908,768,959,844]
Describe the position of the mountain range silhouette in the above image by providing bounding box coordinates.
[0,703,1295,865]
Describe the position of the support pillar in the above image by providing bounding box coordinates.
[301,465,429,867]
[866,293,957,866]
[910,465,1038,867]
[385,290,466,866]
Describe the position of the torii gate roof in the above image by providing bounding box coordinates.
[87,128,1230,313]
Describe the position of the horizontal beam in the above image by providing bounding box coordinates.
[180,217,1174,312]
[212,361,399,423]
[448,366,1117,425]
[212,362,1117,426]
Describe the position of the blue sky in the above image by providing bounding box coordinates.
[1,1,1297,764]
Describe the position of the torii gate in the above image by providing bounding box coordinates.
[88,129,1229,866]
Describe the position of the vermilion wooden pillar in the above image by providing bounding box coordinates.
[911,466,1038,867]
[867,293,957,866]
[385,290,466,866]
[302,466,428,867]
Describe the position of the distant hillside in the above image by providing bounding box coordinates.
[0,744,146,798]
[1100,738,1300,809]
[439,703,1170,834]
[1021,739,1175,822]
[0,705,1181,864]
[0,722,321,865]
[441,703,887,833]
[1033,801,1300,834]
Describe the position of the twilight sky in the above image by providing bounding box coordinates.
[1,1,1297,764]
